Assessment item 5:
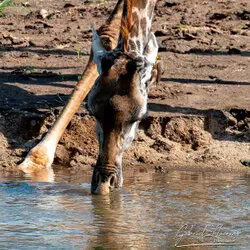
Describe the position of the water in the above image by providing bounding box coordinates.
[0,169,249,249]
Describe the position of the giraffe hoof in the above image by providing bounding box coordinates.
[18,146,53,174]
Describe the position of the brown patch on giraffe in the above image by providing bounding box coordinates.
[136,40,141,52]
[140,17,147,31]
[132,11,137,24]
[140,17,147,38]
[129,40,137,51]
[129,12,139,39]
[120,0,134,51]
[135,0,148,10]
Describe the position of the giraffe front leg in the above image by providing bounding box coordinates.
[18,63,98,176]
[17,61,97,176]
[17,0,124,178]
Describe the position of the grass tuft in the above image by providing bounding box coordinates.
[0,0,13,16]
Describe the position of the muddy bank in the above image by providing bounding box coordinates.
[0,0,250,174]
[0,107,249,174]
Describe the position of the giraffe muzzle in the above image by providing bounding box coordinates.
[91,166,122,195]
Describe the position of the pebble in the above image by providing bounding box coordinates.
[40,9,49,19]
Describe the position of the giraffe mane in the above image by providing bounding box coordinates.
[120,0,134,51]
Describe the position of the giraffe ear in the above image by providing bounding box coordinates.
[144,32,158,65]
[91,25,107,74]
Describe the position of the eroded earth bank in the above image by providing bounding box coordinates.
[0,0,250,175]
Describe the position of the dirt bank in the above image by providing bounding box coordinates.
[0,0,250,174]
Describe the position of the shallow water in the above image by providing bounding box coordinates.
[0,169,249,249]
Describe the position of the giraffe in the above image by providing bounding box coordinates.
[89,0,160,194]
[18,0,162,194]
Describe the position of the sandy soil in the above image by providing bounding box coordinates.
[0,0,250,174]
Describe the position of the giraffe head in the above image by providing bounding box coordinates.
[88,0,159,195]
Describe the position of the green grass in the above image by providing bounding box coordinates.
[19,66,34,72]
[178,19,183,33]
[0,0,13,8]
[77,75,82,81]
[0,0,30,16]
[238,24,245,33]
[76,48,81,59]
[0,0,13,16]
[60,74,65,81]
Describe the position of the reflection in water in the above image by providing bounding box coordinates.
[24,167,55,182]
[0,170,249,249]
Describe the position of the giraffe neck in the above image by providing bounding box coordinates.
[126,0,157,54]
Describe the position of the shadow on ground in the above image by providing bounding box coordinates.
[161,77,250,86]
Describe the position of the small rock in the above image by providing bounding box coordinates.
[13,149,26,157]
[23,2,31,7]
[40,9,49,19]
[155,166,164,173]
[29,40,38,47]
[20,52,32,57]
[69,160,77,168]
[237,120,245,130]
[244,117,250,129]
[11,36,25,45]
[151,139,173,153]
[55,144,70,164]
[74,154,86,163]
